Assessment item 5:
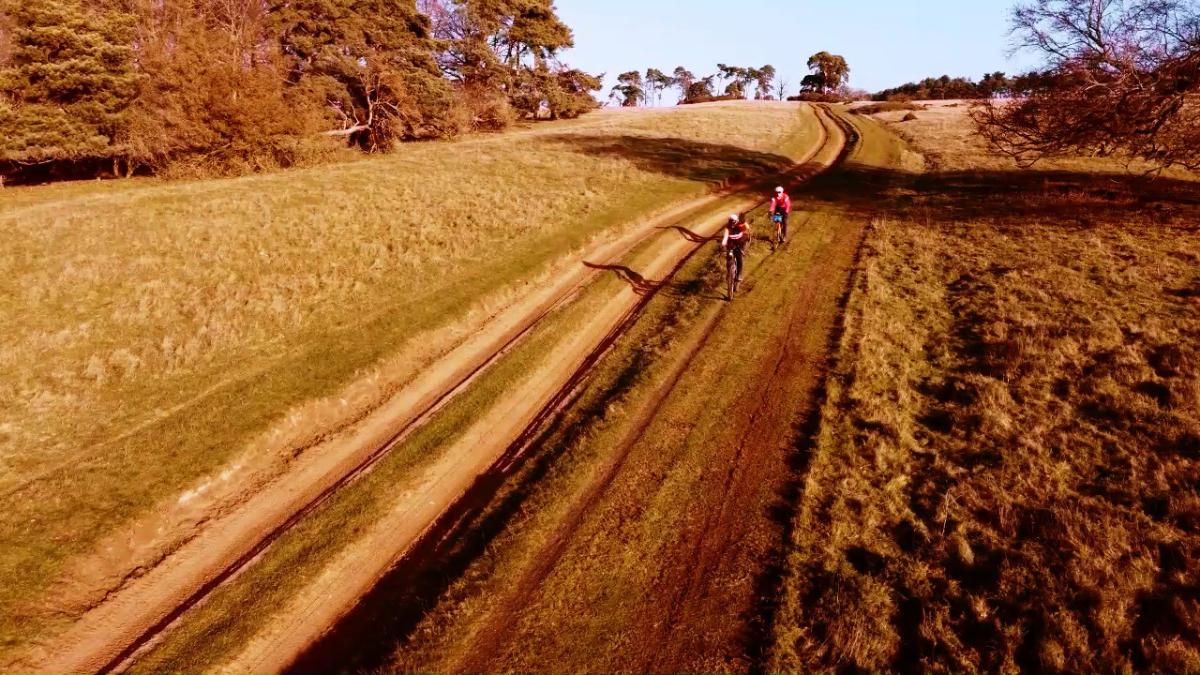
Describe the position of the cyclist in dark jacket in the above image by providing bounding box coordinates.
[721,213,750,282]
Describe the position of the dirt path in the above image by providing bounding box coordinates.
[31,108,838,674]
[218,111,845,673]
[400,109,867,674]
[443,214,868,673]
[634,216,865,673]
[634,110,864,674]
[453,302,730,674]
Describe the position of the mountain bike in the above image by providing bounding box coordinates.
[770,213,785,250]
[725,248,738,300]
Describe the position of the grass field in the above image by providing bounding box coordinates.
[385,135,845,674]
[121,166,794,671]
[214,109,889,674]
[771,105,1200,671]
[12,97,1193,672]
[0,101,821,659]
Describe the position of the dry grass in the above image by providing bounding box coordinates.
[127,154,825,669]
[0,101,820,657]
[772,107,1200,672]
[126,242,641,672]
[264,114,890,674]
[875,100,1199,178]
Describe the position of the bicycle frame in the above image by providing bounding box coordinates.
[725,248,739,300]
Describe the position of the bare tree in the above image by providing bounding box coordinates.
[973,0,1200,169]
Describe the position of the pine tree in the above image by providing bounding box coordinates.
[270,0,460,148]
[0,0,139,163]
[611,70,644,107]
[425,0,585,120]
[0,0,599,178]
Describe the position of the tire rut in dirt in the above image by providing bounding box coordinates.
[455,305,727,674]
[283,215,723,675]
[44,114,832,675]
[638,219,868,674]
[643,107,866,673]
[281,111,853,675]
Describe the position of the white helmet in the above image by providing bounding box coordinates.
[775,186,785,193]
[728,213,740,223]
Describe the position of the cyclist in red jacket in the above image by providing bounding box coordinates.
[769,186,792,243]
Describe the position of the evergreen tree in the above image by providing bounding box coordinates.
[0,0,138,163]
[271,0,458,148]
[754,65,776,99]
[670,66,695,102]
[805,51,850,94]
[645,68,671,106]
[611,70,644,107]
[0,0,599,179]
[419,0,592,122]
[546,66,601,118]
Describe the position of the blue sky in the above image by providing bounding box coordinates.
[554,0,1044,99]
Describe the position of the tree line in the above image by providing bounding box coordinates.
[609,52,855,107]
[608,64,781,107]
[870,70,1088,102]
[0,0,602,180]
[872,73,1015,101]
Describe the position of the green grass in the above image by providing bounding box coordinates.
[0,102,822,659]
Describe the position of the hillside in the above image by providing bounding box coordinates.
[0,102,821,666]
[4,99,1198,674]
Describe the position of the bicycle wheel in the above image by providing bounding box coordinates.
[726,253,737,300]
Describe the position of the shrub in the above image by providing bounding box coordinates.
[852,101,926,115]
[786,92,842,103]
[460,85,516,131]
[680,93,740,105]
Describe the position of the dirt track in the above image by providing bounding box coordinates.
[217,109,847,673]
[633,212,865,673]
[32,106,842,674]
[422,116,867,674]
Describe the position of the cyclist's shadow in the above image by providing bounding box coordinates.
[583,262,661,296]
[657,225,714,243]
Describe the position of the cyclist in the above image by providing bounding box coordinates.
[720,213,750,283]
[769,185,792,243]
